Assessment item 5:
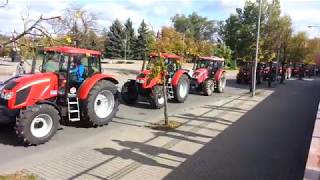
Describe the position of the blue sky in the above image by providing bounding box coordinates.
[1,0,320,38]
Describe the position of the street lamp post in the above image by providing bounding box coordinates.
[308,25,320,37]
[251,0,262,97]
[124,33,127,61]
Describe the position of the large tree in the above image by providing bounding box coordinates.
[287,32,310,63]
[106,19,125,59]
[134,20,148,60]
[172,12,217,42]
[52,7,98,48]
[219,0,294,64]
[124,18,136,59]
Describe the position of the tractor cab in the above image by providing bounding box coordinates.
[42,47,102,95]
[192,56,225,80]
[147,53,182,75]
[194,56,224,73]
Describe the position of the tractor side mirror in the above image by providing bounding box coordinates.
[38,65,42,72]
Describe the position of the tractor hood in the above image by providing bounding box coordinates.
[13,72,56,85]
[136,70,151,81]
[1,72,59,109]
[192,68,208,78]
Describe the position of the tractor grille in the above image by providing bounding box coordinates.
[136,83,150,97]
[0,98,8,107]
[15,87,31,105]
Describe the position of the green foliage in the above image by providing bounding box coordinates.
[124,18,136,59]
[156,27,184,55]
[172,12,217,41]
[220,0,296,64]
[147,56,167,85]
[287,32,310,63]
[106,19,125,59]
[146,30,156,54]
[213,45,232,67]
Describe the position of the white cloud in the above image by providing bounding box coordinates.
[83,2,144,30]
[218,0,245,8]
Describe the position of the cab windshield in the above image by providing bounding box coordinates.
[196,60,223,70]
[146,57,181,72]
[42,52,68,73]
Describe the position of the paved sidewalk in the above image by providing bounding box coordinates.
[304,102,320,180]
[19,90,273,180]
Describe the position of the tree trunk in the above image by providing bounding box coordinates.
[163,75,169,125]
[31,56,36,74]
[141,52,146,71]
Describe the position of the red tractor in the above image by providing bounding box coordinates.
[121,53,190,109]
[0,46,119,145]
[190,56,226,96]
[236,61,263,84]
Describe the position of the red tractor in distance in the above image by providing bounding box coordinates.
[0,46,119,145]
[236,61,263,84]
[121,53,190,109]
[190,56,226,96]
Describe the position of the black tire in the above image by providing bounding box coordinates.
[173,74,190,103]
[203,79,214,96]
[121,80,138,105]
[15,104,60,145]
[81,80,119,127]
[150,85,165,109]
[216,73,226,93]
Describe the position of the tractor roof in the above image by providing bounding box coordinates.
[149,52,182,59]
[199,56,224,62]
[43,46,102,56]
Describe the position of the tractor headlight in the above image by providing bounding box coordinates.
[137,79,145,83]
[1,92,13,100]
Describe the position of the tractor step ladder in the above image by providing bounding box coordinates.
[166,78,174,99]
[67,94,81,122]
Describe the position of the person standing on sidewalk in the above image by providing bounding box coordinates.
[16,60,26,75]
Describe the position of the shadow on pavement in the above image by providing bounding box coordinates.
[0,123,21,146]
[164,79,320,180]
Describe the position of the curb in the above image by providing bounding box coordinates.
[304,102,320,180]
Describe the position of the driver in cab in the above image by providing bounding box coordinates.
[70,56,85,88]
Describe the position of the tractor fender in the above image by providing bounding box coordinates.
[214,69,225,81]
[171,70,191,87]
[78,74,118,100]
[36,100,62,117]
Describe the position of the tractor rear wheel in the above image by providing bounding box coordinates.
[15,104,60,145]
[121,80,138,105]
[216,73,226,93]
[203,79,214,96]
[150,85,165,109]
[82,80,119,127]
[173,74,190,103]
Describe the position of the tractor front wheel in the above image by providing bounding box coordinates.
[150,85,165,109]
[173,74,190,103]
[82,80,119,127]
[203,79,214,96]
[216,73,227,93]
[15,104,60,145]
[121,80,138,105]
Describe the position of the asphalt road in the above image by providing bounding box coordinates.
[0,78,318,180]
[164,78,320,180]
[0,78,247,172]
